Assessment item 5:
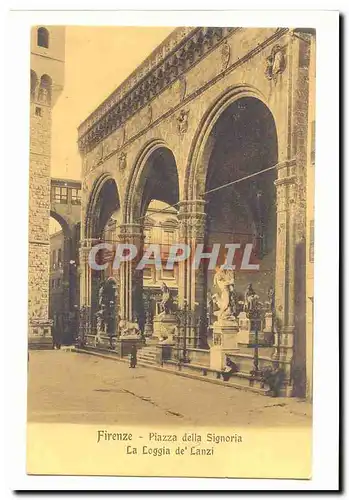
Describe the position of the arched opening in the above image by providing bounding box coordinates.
[87,177,121,337]
[204,97,278,310]
[142,200,179,336]
[39,74,52,105]
[187,95,278,347]
[37,27,49,48]
[49,214,79,346]
[126,145,180,335]
[129,146,179,222]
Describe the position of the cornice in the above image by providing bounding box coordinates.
[78,27,237,153]
[78,27,288,158]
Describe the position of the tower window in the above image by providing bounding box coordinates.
[37,27,49,48]
[35,107,42,117]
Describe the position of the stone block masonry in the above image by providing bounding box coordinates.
[28,102,52,339]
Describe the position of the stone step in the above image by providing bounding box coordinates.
[76,348,270,396]
[137,354,157,361]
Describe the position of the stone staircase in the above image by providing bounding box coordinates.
[136,344,158,366]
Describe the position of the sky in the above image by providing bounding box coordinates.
[51,26,174,180]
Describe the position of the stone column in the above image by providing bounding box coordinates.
[118,224,144,324]
[62,233,72,313]
[177,200,208,349]
[273,159,297,388]
[79,237,98,336]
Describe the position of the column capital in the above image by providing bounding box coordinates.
[80,238,99,250]
[118,223,143,244]
[178,199,207,239]
[274,175,297,187]
[276,158,297,172]
[178,199,206,215]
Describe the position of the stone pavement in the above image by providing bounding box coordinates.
[27,350,312,427]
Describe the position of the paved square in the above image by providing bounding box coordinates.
[28,351,312,427]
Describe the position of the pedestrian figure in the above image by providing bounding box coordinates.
[52,312,62,349]
[129,344,137,368]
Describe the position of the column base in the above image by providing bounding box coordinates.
[28,319,52,349]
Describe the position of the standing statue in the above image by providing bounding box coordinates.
[212,267,237,320]
[228,282,238,317]
[244,283,260,317]
[158,282,173,315]
[267,287,275,313]
[207,291,214,326]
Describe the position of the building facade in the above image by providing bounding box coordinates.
[78,27,315,397]
[29,26,65,345]
[49,178,82,343]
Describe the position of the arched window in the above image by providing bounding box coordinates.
[37,27,49,48]
[38,74,52,105]
[30,70,38,100]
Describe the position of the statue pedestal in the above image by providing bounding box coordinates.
[262,312,275,344]
[212,318,239,348]
[236,312,251,344]
[144,322,153,338]
[153,313,177,342]
[236,311,273,345]
[210,318,239,371]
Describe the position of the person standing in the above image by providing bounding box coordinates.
[52,312,62,349]
[129,344,137,368]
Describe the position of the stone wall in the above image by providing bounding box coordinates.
[28,101,52,337]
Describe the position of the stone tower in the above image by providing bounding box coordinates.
[29,26,65,346]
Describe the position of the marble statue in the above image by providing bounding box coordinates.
[244,283,260,317]
[212,268,237,321]
[158,282,173,315]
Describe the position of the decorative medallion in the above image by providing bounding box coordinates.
[277,223,285,235]
[221,40,231,71]
[119,151,127,171]
[177,109,190,135]
[265,44,286,82]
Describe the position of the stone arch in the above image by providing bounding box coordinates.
[84,173,120,240]
[49,210,75,334]
[123,139,179,224]
[178,84,279,349]
[184,84,279,201]
[121,139,180,327]
[50,210,72,239]
[83,173,121,336]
